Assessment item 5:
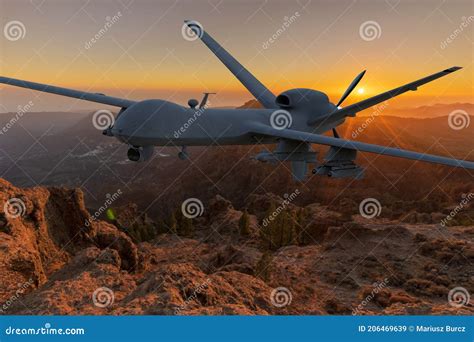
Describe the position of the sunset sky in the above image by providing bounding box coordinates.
[0,0,472,112]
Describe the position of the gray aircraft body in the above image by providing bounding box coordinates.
[1,20,473,180]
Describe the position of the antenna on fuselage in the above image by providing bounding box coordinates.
[199,92,216,109]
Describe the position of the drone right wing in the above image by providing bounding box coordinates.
[0,76,136,108]
[249,123,474,170]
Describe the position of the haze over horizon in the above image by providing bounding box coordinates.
[0,0,473,112]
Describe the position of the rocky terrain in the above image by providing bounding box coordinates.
[0,178,472,315]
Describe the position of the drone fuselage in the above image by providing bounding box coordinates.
[111,89,339,148]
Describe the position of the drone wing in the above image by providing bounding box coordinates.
[249,123,474,169]
[185,20,277,109]
[0,76,136,108]
[309,67,462,125]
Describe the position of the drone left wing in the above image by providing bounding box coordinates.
[250,123,474,170]
[0,76,136,108]
[185,20,277,109]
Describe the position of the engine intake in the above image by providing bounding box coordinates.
[127,146,154,162]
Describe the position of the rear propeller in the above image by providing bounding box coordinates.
[332,70,366,137]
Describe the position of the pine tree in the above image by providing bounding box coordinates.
[168,211,178,234]
[255,251,273,282]
[180,216,194,237]
[239,210,251,236]
[261,203,276,250]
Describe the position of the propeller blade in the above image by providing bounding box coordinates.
[336,70,366,107]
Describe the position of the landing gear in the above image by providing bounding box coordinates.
[178,146,189,160]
